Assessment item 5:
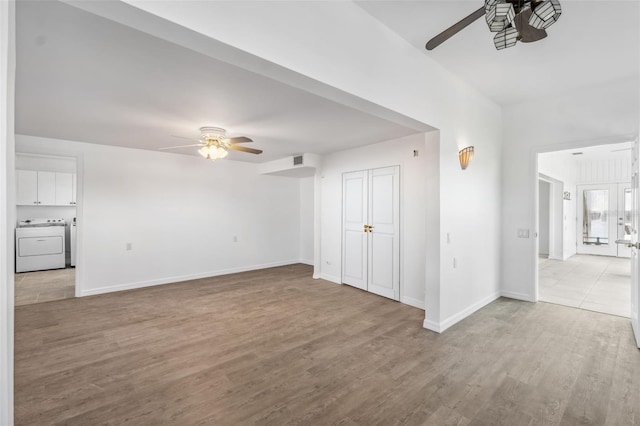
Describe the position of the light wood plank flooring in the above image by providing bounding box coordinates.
[15,264,640,425]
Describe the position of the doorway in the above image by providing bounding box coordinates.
[14,153,78,306]
[342,165,400,301]
[536,142,633,318]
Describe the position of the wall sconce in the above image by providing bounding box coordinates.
[459,146,474,170]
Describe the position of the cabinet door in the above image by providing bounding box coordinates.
[55,173,74,205]
[16,170,38,205]
[37,171,56,205]
[72,173,77,204]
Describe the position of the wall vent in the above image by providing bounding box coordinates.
[293,155,304,166]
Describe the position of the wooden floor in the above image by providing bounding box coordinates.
[15,264,640,425]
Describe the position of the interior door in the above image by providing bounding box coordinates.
[367,166,400,300]
[617,183,633,258]
[577,184,618,256]
[342,170,368,290]
[630,141,639,348]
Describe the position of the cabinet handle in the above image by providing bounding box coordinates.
[33,201,37,204]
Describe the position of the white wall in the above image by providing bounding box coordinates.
[576,156,632,184]
[16,135,304,296]
[0,0,15,423]
[502,77,640,301]
[538,180,550,256]
[299,176,314,265]
[319,133,429,309]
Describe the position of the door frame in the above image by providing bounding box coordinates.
[530,135,637,304]
[341,164,401,301]
[538,173,563,260]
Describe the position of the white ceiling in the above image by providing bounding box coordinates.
[357,1,640,106]
[15,1,423,163]
[540,140,634,162]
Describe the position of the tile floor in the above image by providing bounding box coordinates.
[539,254,630,317]
[15,268,75,306]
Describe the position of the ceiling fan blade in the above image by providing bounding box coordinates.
[229,145,263,155]
[226,136,253,144]
[171,135,199,141]
[514,9,547,43]
[158,144,203,150]
[425,6,485,51]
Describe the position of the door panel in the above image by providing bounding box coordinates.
[368,166,400,300]
[342,171,368,290]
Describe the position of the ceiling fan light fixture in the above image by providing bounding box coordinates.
[494,26,519,50]
[528,0,561,29]
[485,1,516,32]
[198,144,229,160]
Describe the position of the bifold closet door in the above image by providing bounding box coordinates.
[342,170,368,290]
[342,166,399,301]
[367,166,400,300]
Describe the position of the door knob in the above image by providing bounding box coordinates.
[615,239,640,249]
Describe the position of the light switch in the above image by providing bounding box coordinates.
[517,229,530,238]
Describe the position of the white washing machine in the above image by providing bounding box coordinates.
[16,218,66,273]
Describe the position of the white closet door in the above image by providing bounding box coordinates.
[342,170,368,290]
[367,166,400,300]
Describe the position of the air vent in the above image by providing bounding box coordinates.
[293,155,304,166]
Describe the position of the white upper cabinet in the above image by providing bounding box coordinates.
[16,170,77,206]
[16,170,38,205]
[37,172,56,205]
[55,172,75,206]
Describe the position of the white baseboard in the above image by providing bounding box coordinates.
[298,259,314,266]
[423,318,442,333]
[423,291,501,334]
[318,273,341,284]
[80,259,301,297]
[401,296,425,310]
[500,290,534,302]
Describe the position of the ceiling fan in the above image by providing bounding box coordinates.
[159,127,262,160]
[425,0,561,51]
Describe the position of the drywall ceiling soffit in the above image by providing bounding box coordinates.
[356,1,640,106]
[16,1,433,163]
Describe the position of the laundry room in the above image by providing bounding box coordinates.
[15,153,77,305]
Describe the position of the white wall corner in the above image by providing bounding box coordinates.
[500,290,534,302]
[423,318,442,333]
[426,291,501,334]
